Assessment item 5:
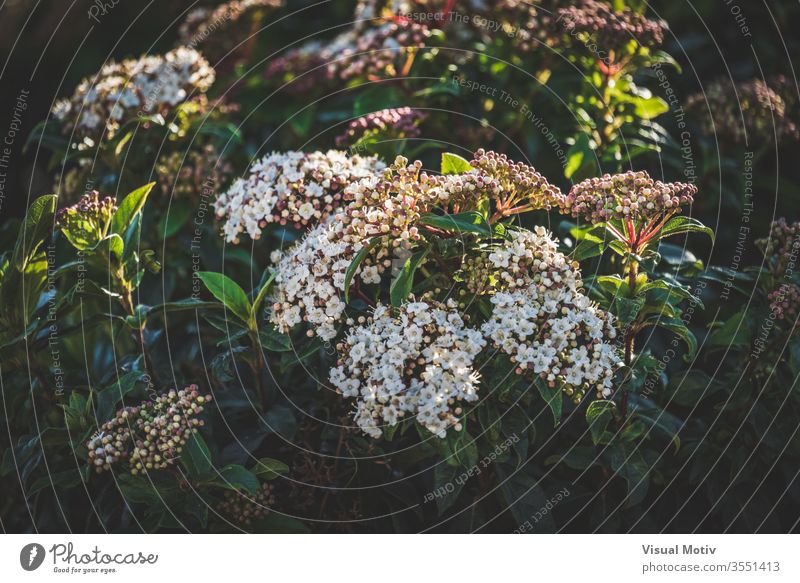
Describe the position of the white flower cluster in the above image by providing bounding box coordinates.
[53,47,215,144]
[269,156,467,341]
[480,234,620,401]
[269,217,391,341]
[331,301,486,438]
[463,226,575,294]
[214,150,384,243]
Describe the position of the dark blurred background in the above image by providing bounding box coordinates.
[1,0,798,219]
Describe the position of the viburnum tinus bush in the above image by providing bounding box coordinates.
[2,0,799,534]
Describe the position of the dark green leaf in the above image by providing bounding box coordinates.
[344,237,385,302]
[252,457,289,480]
[158,200,193,239]
[12,194,57,270]
[660,216,714,243]
[419,211,492,236]
[215,464,259,494]
[586,400,616,445]
[197,271,251,322]
[390,247,429,307]
[96,371,147,422]
[182,433,214,479]
[536,378,562,425]
[572,237,604,261]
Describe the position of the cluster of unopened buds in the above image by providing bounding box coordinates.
[685,78,799,144]
[214,150,384,243]
[56,191,118,248]
[217,483,275,525]
[563,170,697,226]
[86,385,211,474]
[470,148,565,219]
[756,218,800,278]
[330,300,486,438]
[52,47,215,145]
[335,107,426,147]
[554,0,666,55]
[768,283,800,326]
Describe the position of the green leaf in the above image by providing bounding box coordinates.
[564,133,596,180]
[96,371,147,422]
[28,467,87,496]
[663,370,720,407]
[419,211,492,236]
[260,404,297,440]
[632,96,669,120]
[111,182,155,237]
[654,318,698,360]
[609,442,651,507]
[251,271,277,322]
[536,378,562,425]
[215,464,259,494]
[197,271,252,322]
[432,462,466,515]
[586,400,617,445]
[12,194,57,270]
[572,237,604,261]
[182,433,213,479]
[612,296,644,327]
[158,200,193,239]
[86,233,124,259]
[258,328,292,352]
[253,457,289,480]
[60,215,99,251]
[708,309,750,348]
[495,462,557,532]
[650,50,682,73]
[628,395,683,453]
[440,152,474,175]
[343,237,385,303]
[390,248,429,307]
[638,276,702,307]
[659,216,714,243]
[118,474,164,504]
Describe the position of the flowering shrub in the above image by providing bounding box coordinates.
[3,0,799,535]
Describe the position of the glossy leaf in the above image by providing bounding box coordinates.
[197,271,252,323]
[440,152,474,175]
[390,247,429,307]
